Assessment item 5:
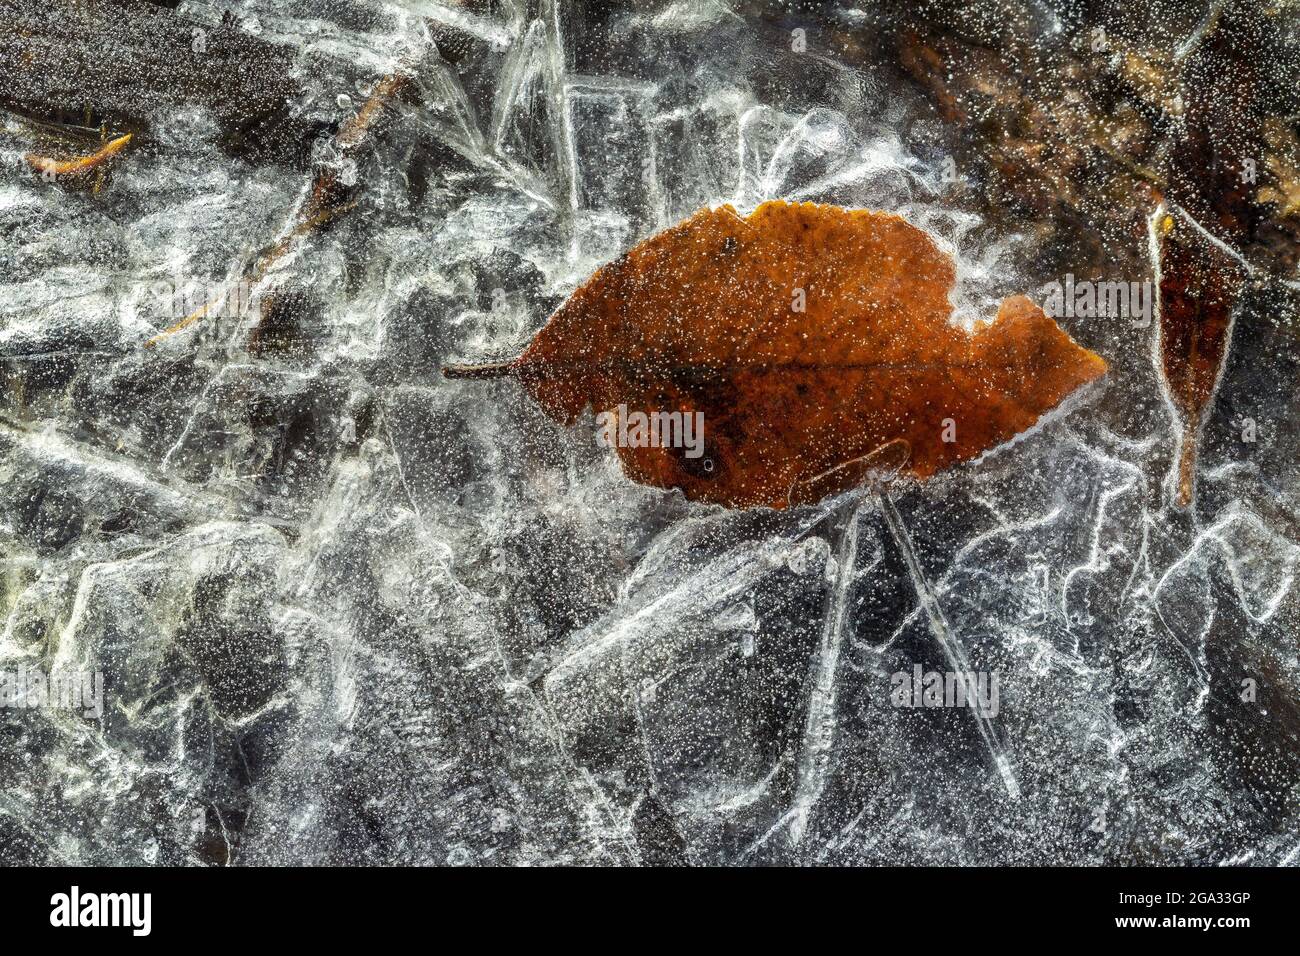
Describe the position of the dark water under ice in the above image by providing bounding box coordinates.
[0,0,1297,865]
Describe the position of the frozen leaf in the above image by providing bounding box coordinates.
[445,200,1107,508]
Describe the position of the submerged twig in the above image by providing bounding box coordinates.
[144,70,412,348]
[25,132,132,179]
[442,360,520,380]
[145,199,357,345]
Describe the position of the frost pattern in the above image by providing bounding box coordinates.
[1,0,1297,866]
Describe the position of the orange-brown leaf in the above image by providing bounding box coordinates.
[25,132,133,178]
[446,201,1107,509]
